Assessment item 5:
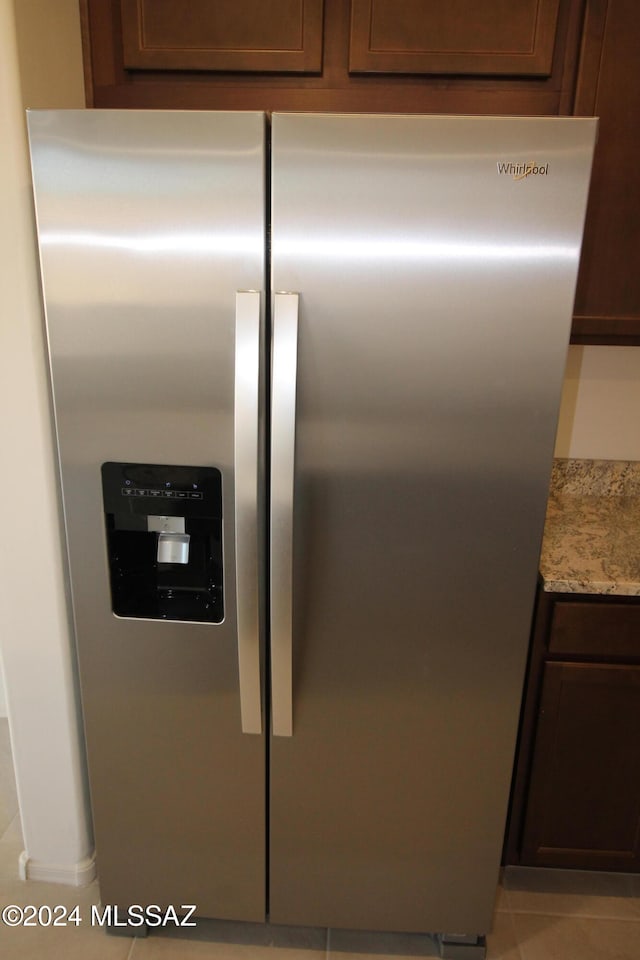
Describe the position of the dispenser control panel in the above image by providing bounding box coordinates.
[101,462,223,624]
[121,486,204,500]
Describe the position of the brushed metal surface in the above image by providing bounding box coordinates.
[156,531,190,564]
[28,110,266,918]
[269,113,596,933]
[234,291,263,735]
[270,293,300,738]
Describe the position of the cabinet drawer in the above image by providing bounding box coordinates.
[549,600,640,658]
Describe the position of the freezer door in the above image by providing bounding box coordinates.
[28,110,266,919]
[269,114,595,934]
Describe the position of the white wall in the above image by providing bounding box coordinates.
[12,0,86,110]
[0,0,93,882]
[556,345,640,460]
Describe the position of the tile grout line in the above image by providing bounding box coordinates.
[509,909,640,922]
[505,904,528,960]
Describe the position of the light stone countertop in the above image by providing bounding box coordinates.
[540,459,640,596]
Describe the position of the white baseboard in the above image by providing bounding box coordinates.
[18,850,97,886]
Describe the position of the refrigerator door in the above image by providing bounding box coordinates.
[28,110,266,918]
[269,114,595,934]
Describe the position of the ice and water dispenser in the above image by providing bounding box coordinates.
[101,462,223,623]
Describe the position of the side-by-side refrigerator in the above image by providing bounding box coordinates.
[28,110,596,953]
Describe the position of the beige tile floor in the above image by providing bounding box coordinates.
[2,719,640,958]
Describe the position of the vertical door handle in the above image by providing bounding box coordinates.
[234,291,262,735]
[270,292,299,737]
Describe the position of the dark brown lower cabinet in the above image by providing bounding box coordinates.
[521,661,640,870]
[506,590,640,872]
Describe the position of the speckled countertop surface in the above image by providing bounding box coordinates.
[540,459,640,596]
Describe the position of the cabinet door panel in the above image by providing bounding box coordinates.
[349,0,561,75]
[82,0,584,118]
[121,0,324,72]
[522,661,640,870]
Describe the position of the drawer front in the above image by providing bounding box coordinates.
[549,600,640,659]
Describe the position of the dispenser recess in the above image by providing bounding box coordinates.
[101,462,223,623]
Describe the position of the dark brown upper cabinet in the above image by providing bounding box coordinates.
[81,0,584,116]
[79,0,640,344]
[571,0,640,344]
[120,0,324,74]
[349,0,561,77]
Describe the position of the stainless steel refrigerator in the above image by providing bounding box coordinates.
[27,110,595,953]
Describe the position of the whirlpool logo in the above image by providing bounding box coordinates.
[497,161,549,180]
